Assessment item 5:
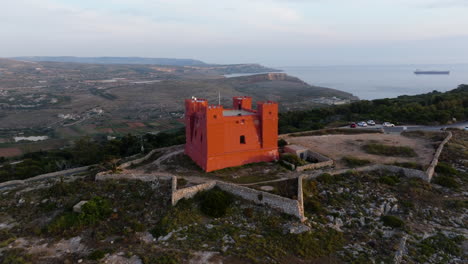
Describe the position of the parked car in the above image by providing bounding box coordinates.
[366,120,376,126]
[383,122,395,127]
[350,122,357,128]
[357,121,368,127]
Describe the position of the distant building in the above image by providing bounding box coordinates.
[185,96,279,172]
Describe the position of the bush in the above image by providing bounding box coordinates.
[88,250,106,260]
[435,162,458,175]
[316,173,336,184]
[290,228,344,259]
[379,175,400,186]
[0,249,32,264]
[342,156,371,168]
[150,199,201,237]
[362,143,417,157]
[381,215,404,228]
[278,138,288,148]
[142,253,180,264]
[47,196,112,234]
[304,199,326,215]
[433,175,459,189]
[416,233,464,262]
[197,187,233,218]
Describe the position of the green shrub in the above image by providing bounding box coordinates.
[342,156,371,168]
[47,196,112,234]
[444,200,468,210]
[290,228,344,259]
[197,187,233,218]
[381,215,404,228]
[433,175,459,189]
[435,162,458,175]
[278,138,288,147]
[153,254,180,264]
[363,144,417,157]
[400,200,414,209]
[88,250,106,260]
[304,199,326,215]
[416,233,464,262]
[0,249,32,264]
[280,154,307,166]
[316,173,335,184]
[150,199,201,238]
[379,175,400,186]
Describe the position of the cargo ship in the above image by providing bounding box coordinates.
[414,70,450,75]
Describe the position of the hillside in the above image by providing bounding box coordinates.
[13,56,207,66]
[279,84,468,133]
[0,59,354,156]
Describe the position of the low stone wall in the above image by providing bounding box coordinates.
[296,150,334,172]
[296,160,334,172]
[0,166,90,190]
[330,164,428,181]
[171,181,216,205]
[119,150,158,169]
[95,173,173,182]
[217,181,306,222]
[118,144,184,170]
[426,132,452,182]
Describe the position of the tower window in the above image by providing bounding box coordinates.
[240,135,246,144]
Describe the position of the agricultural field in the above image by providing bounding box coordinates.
[0,58,355,158]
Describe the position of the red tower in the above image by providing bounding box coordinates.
[184,96,279,172]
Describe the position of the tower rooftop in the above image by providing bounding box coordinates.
[222,109,255,117]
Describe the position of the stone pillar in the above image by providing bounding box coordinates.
[297,175,306,222]
[171,176,177,205]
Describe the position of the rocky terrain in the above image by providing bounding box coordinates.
[0,130,466,263]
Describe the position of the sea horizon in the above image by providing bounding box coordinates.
[227,63,468,100]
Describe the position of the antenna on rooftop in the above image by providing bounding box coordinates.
[218,90,221,105]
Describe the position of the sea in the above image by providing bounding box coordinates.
[226,64,468,100]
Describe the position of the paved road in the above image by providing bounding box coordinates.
[346,121,468,133]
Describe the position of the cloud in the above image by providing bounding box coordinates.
[0,0,467,65]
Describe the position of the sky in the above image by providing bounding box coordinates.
[1,0,468,66]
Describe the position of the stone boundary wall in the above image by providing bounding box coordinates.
[296,150,334,172]
[119,144,183,169]
[425,131,452,182]
[296,159,333,172]
[93,173,306,222]
[171,181,216,205]
[217,181,306,222]
[95,173,173,182]
[327,164,428,181]
[0,166,90,190]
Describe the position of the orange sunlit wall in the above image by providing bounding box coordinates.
[184,96,279,172]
